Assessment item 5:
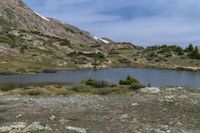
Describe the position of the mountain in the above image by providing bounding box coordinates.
[0,0,140,73]
[0,0,111,44]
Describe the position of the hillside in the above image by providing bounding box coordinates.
[0,0,137,73]
[0,0,200,73]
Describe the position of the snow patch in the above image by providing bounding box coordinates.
[93,35,109,43]
[34,11,49,21]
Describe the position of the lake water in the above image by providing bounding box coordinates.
[0,68,200,88]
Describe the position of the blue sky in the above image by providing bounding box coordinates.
[23,0,200,46]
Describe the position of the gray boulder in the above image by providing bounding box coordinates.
[139,87,160,94]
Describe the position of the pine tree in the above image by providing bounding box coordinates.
[188,43,194,52]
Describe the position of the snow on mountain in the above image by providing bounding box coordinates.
[34,11,49,21]
[93,35,110,44]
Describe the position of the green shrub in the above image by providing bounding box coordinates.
[84,79,109,88]
[28,89,42,96]
[0,34,17,48]
[97,88,113,95]
[72,84,91,92]
[59,39,71,47]
[130,83,145,90]
[0,115,5,123]
[119,75,140,85]
[189,46,200,59]
[118,58,131,64]
[109,50,120,55]
[110,84,118,87]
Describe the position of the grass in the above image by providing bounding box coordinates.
[72,84,92,92]
[0,16,12,30]
[0,34,17,48]
[1,76,144,96]
[83,79,110,88]
[27,89,43,96]
[119,75,141,85]
[0,115,5,124]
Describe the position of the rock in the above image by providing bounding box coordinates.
[178,95,188,99]
[0,91,3,96]
[177,86,183,90]
[23,122,52,132]
[59,119,69,125]
[131,103,139,106]
[16,114,22,118]
[165,88,177,91]
[120,114,128,119]
[49,115,56,120]
[65,126,87,133]
[0,122,27,132]
[164,95,176,102]
[139,87,160,94]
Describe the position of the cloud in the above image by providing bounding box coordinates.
[23,0,200,46]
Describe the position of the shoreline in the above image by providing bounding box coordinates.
[0,63,200,75]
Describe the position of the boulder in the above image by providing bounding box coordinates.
[23,122,52,132]
[0,122,26,132]
[139,87,160,94]
[65,126,87,133]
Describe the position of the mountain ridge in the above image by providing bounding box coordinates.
[0,0,112,44]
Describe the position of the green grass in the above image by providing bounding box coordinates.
[0,115,5,124]
[72,84,92,92]
[0,34,17,48]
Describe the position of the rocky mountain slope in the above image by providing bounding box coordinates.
[0,0,200,73]
[0,0,137,73]
[0,0,108,44]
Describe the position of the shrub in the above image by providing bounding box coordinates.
[0,34,17,48]
[27,89,43,96]
[84,79,109,88]
[109,50,120,55]
[72,84,91,92]
[97,88,113,95]
[130,83,145,90]
[119,75,140,85]
[189,46,200,59]
[0,115,5,123]
[118,58,131,64]
[110,84,118,87]
[59,39,71,47]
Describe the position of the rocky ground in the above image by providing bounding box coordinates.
[0,87,200,133]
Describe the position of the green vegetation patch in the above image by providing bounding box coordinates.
[0,33,17,48]
[83,79,110,88]
[119,75,140,85]
[59,39,72,48]
[72,84,92,92]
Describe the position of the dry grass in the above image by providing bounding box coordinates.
[3,84,131,96]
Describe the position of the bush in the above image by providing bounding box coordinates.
[110,84,118,87]
[59,39,71,47]
[27,89,43,96]
[118,58,131,64]
[72,84,91,92]
[119,75,140,85]
[0,115,5,123]
[130,83,145,90]
[84,79,109,88]
[97,88,113,95]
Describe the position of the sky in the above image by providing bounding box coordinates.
[23,0,200,47]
